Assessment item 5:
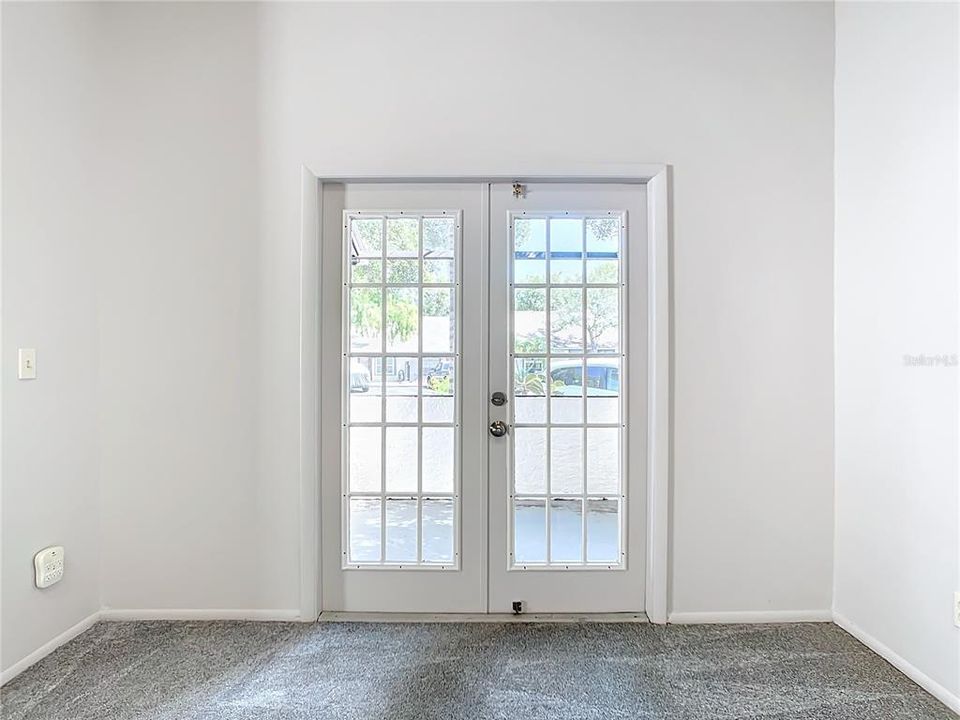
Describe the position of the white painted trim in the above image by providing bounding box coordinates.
[834,612,960,716]
[669,610,834,625]
[300,165,672,621]
[99,609,302,622]
[645,168,671,624]
[300,165,668,185]
[299,166,321,620]
[1,611,100,686]
[318,611,647,623]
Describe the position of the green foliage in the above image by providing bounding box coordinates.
[351,287,383,338]
[423,218,454,256]
[514,218,544,253]
[386,289,418,343]
[428,373,452,394]
[350,217,456,347]
[515,336,546,353]
[352,218,383,254]
[514,368,563,396]
[387,218,418,255]
[352,259,382,283]
[386,259,418,284]
[514,288,545,312]
[423,288,451,318]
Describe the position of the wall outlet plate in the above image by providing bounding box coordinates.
[34,546,64,589]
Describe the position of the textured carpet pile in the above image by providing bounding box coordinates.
[0,621,953,719]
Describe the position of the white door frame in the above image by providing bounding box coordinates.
[299,165,672,623]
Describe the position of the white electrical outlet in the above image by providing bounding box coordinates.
[954,592,960,629]
[34,546,64,589]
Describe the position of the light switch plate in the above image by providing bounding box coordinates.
[34,546,64,589]
[18,348,36,380]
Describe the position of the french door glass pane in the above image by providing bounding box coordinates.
[586,288,619,353]
[422,217,455,256]
[514,498,546,564]
[349,356,381,422]
[344,212,459,568]
[586,217,619,283]
[386,288,419,352]
[550,498,583,563]
[586,498,620,563]
[351,217,383,256]
[550,288,583,353]
[550,428,583,494]
[385,356,418,422]
[422,357,454,423]
[423,289,455,353]
[349,498,381,563]
[349,427,381,492]
[422,427,454,493]
[385,427,418,493]
[514,288,546,353]
[350,288,382,352]
[386,217,418,256]
[385,499,418,563]
[550,358,582,424]
[513,358,546,423]
[422,498,454,563]
[387,259,418,284]
[424,259,454,283]
[352,258,382,283]
[549,218,583,283]
[586,428,619,494]
[509,212,625,568]
[586,357,619,423]
[514,428,547,494]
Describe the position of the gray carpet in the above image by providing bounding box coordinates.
[0,621,954,720]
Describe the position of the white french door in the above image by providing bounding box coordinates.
[487,182,647,613]
[320,181,646,614]
[320,183,486,613]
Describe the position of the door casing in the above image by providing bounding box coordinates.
[299,166,672,622]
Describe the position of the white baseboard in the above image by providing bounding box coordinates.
[98,608,302,622]
[1,610,100,686]
[669,609,834,624]
[833,611,960,716]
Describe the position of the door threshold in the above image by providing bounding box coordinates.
[317,611,648,624]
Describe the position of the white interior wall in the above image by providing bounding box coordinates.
[834,0,960,705]
[256,0,836,618]
[1,3,102,673]
[2,0,836,675]
[93,2,271,614]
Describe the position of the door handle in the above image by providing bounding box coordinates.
[489,420,508,438]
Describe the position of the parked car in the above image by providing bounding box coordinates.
[549,359,619,395]
[350,360,370,393]
[424,359,454,390]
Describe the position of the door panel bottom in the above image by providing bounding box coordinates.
[318,611,647,623]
